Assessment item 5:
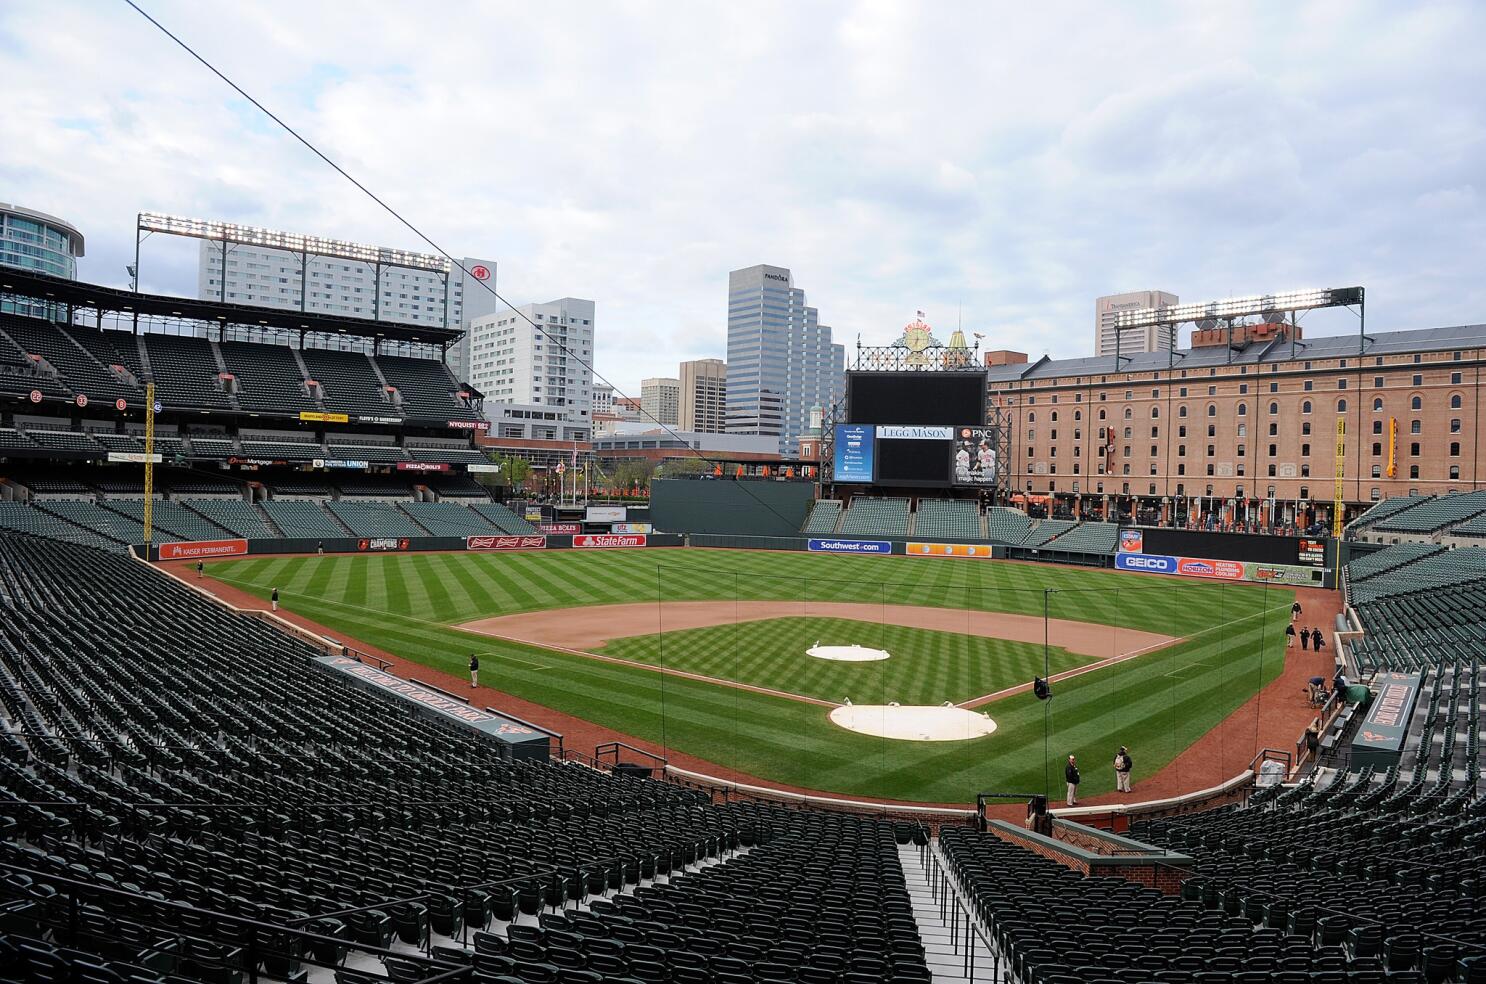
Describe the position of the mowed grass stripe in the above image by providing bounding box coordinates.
[207,549,1295,802]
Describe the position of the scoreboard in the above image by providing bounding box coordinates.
[833,371,998,487]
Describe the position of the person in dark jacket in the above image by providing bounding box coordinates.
[1065,755,1081,806]
[1113,746,1133,793]
[196,560,204,579]
[469,653,479,688]
[270,587,279,612]
[1285,623,1296,649]
[1312,627,1325,652]
[1300,626,1311,651]
[1291,601,1302,622]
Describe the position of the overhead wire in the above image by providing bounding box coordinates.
[120,0,814,532]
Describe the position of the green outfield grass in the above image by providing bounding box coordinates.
[207,548,1294,803]
[597,616,1090,705]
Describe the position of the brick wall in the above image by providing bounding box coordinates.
[988,821,1192,896]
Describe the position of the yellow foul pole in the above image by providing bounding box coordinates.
[1333,416,1345,585]
[143,382,156,547]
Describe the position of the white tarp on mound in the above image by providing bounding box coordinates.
[829,703,998,742]
[807,644,890,662]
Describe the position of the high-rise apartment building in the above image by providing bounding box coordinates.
[640,377,680,426]
[725,265,844,455]
[466,298,595,440]
[1095,290,1179,357]
[1,203,84,319]
[678,358,727,433]
[189,216,497,378]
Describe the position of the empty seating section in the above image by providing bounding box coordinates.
[258,499,348,538]
[20,430,101,455]
[1348,547,1486,605]
[60,323,142,385]
[801,499,842,535]
[2,533,831,983]
[984,506,1033,543]
[184,436,236,459]
[326,500,428,537]
[102,500,229,542]
[1348,493,1435,531]
[1022,519,1075,546]
[0,502,122,552]
[472,501,540,533]
[326,443,410,463]
[0,429,35,454]
[217,339,317,413]
[428,474,493,499]
[1345,542,1443,583]
[140,333,231,409]
[1349,577,1486,673]
[36,500,163,544]
[1453,514,1486,539]
[0,313,138,403]
[1129,767,1486,975]
[1045,520,1119,554]
[239,439,321,461]
[88,432,141,453]
[166,476,242,497]
[335,476,415,498]
[399,501,501,536]
[301,347,397,417]
[184,499,278,538]
[912,498,980,539]
[409,443,490,465]
[376,354,479,421]
[1397,662,1482,787]
[839,497,909,537]
[1375,489,1486,534]
[0,314,72,398]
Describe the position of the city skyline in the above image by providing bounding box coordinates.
[2,2,1482,404]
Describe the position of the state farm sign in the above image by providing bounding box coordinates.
[467,535,547,551]
[572,533,647,549]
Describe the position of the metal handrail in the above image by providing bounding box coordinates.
[595,740,668,769]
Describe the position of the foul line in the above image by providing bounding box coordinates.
[956,602,1293,709]
[205,574,834,708]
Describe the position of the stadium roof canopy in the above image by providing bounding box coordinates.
[0,267,462,347]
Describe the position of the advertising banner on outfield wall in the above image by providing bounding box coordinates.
[1118,529,1144,553]
[467,535,547,550]
[1117,551,1320,585]
[573,533,647,548]
[539,523,582,534]
[358,537,411,552]
[158,539,249,561]
[907,542,996,558]
[612,523,652,534]
[585,506,626,523]
[807,538,892,554]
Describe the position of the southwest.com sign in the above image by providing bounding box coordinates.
[807,538,892,554]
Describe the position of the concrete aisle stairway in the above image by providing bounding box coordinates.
[898,841,1001,983]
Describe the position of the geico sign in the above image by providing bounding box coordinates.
[1116,553,1176,574]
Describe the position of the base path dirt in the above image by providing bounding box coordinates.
[459,600,1177,661]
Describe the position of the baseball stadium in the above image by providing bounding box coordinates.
[0,263,1482,984]
[1,3,1484,978]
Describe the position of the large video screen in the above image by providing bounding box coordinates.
[846,371,986,425]
[875,434,953,486]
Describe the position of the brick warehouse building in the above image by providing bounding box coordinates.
[984,321,1486,529]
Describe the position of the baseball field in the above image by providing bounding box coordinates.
[204,547,1293,804]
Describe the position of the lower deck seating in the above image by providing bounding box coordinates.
[801,499,842,536]
[326,499,428,537]
[258,499,348,538]
[472,501,540,534]
[399,501,501,536]
[183,498,278,538]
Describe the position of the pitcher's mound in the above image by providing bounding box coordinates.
[808,643,890,662]
[830,704,998,742]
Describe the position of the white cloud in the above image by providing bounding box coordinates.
[1,0,1482,397]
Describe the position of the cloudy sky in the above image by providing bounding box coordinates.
[3,1,1483,397]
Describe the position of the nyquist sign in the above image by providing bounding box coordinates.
[1115,553,1177,574]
